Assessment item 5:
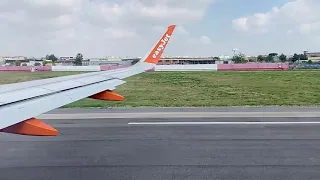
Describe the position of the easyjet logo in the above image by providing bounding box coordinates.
[152,34,171,59]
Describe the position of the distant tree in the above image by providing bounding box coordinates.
[74,53,83,66]
[22,63,27,66]
[292,53,300,62]
[42,61,47,66]
[257,55,265,62]
[279,53,287,62]
[307,60,313,64]
[15,61,21,66]
[45,54,58,64]
[265,53,280,62]
[35,62,41,66]
[299,54,308,60]
[232,53,246,63]
[268,53,278,57]
[265,55,274,62]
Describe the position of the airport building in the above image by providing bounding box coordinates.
[305,52,320,57]
[305,52,320,62]
[158,57,221,65]
[3,56,29,66]
[129,56,232,65]
[58,56,233,66]
[86,58,133,66]
[3,56,46,66]
[58,57,133,66]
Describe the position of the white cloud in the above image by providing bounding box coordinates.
[230,0,320,55]
[299,22,320,34]
[103,28,136,39]
[199,36,212,44]
[232,17,248,32]
[152,25,189,35]
[0,0,214,57]
[187,36,213,45]
[232,0,320,35]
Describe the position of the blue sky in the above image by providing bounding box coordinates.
[0,0,319,57]
[182,0,320,56]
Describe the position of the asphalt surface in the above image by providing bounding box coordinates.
[1,107,320,180]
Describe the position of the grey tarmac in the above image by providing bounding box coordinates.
[0,107,320,180]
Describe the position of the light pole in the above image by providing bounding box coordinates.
[232,48,238,56]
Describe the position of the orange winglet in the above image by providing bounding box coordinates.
[89,90,124,101]
[144,25,176,64]
[0,118,58,136]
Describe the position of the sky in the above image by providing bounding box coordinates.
[1,0,320,58]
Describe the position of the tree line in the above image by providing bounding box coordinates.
[257,53,308,63]
[12,53,84,66]
[43,53,83,66]
[231,53,311,64]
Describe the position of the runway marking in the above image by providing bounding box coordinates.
[128,122,320,125]
[39,111,320,119]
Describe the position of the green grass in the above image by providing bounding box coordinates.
[0,72,84,84]
[1,71,320,107]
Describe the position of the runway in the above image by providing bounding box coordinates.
[1,107,320,180]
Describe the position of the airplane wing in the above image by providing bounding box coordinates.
[0,24,176,136]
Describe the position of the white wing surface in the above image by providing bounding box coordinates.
[0,25,176,136]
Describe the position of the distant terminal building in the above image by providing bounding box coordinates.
[158,56,213,65]
[305,52,320,57]
[88,58,132,66]
[130,56,232,65]
[3,56,29,66]
[158,56,231,65]
[58,56,133,66]
[1,56,46,66]
[0,55,237,66]
[58,56,90,66]
[304,52,320,62]
[2,56,26,61]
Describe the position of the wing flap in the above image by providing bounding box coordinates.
[39,80,85,91]
[73,75,110,84]
[0,87,53,106]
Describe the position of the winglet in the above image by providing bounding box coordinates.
[140,25,176,65]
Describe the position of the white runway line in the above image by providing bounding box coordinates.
[39,111,320,119]
[128,122,320,125]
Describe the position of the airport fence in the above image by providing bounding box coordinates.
[0,65,128,72]
[152,63,289,72]
[0,63,289,72]
[0,66,52,72]
[294,63,320,69]
[155,64,218,71]
[217,63,289,71]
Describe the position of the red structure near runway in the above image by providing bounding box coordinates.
[0,66,52,72]
[217,63,289,71]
